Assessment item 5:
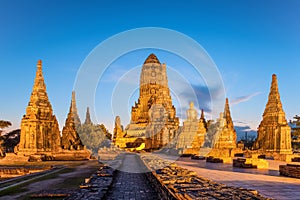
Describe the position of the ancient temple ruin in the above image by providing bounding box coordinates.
[212,98,237,149]
[70,91,81,128]
[114,54,179,150]
[254,74,292,154]
[84,107,92,125]
[18,60,61,155]
[61,91,85,150]
[16,60,90,161]
[112,116,123,143]
[204,98,240,158]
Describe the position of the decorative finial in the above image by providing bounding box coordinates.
[144,53,161,64]
[201,109,205,119]
[37,60,42,69]
[72,91,75,103]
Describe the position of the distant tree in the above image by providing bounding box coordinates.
[2,129,20,153]
[99,123,112,140]
[0,120,12,156]
[0,120,12,130]
[290,115,300,150]
[290,115,300,141]
[78,123,111,154]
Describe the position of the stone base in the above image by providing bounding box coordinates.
[233,158,269,169]
[52,150,91,161]
[179,148,200,155]
[220,157,233,164]
[114,137,145,150]
[0,153,29,162]
[279,164,300,178]
[208,148,243,158]
[247,150,295,162]
[9,149,91,162]
[248,158,269,169]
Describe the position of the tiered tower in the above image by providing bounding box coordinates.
[254,74,292,154]
[61,91,84,150]
[128,54,178,128]
[71,91,81,128]
[212,98,237,149]
[18,60,61,155]
[119,54,179,150]
[84,107,92,125]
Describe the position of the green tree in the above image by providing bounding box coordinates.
[0,120,12,156]
[290,115,300,150]
[0,120,12,130]
[78,123,111,154]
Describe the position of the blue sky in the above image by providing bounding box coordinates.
[0,0,299,139]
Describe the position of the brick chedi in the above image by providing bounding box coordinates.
[192,109,207,151]
[115,54,179,150]
[205,98,239,159]
[61,91,85,150]
[18,60,61,155]
[71,91,81,128]
[254,74,292,154]
[212,98,237,149]
[112,116,123,143]
[176,102,206,154]
[84,107,92,125]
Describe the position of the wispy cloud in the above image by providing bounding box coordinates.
[231,92,261,106]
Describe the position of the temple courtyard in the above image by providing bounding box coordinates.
[1,154,300,200]
[174,157,300,200]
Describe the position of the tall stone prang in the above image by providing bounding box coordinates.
[71,91,81,128]
[61,92,84,150]
[129,54,179,128]
[18,60,61,155]
[117,54,179,150]
[254,74,292,154]
[84,107,92,125]
[200,109,208,130]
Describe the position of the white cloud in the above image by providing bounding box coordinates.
[231,92,261,106]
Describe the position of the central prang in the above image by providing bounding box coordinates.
[113,54,179,151]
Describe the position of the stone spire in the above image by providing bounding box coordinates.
[263,74,284,116]
[71,91,81,128]
[123,54,179,150]
[209,98,237,150]
[84,107,92,125]
[254,74,292,154]
[224,98,234,130]
[131,53,177,125]
[200,109,207,130]
[18,60,61,154]
[113,116,123,142]
[61,92,84,150]
[27,60,52,118]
